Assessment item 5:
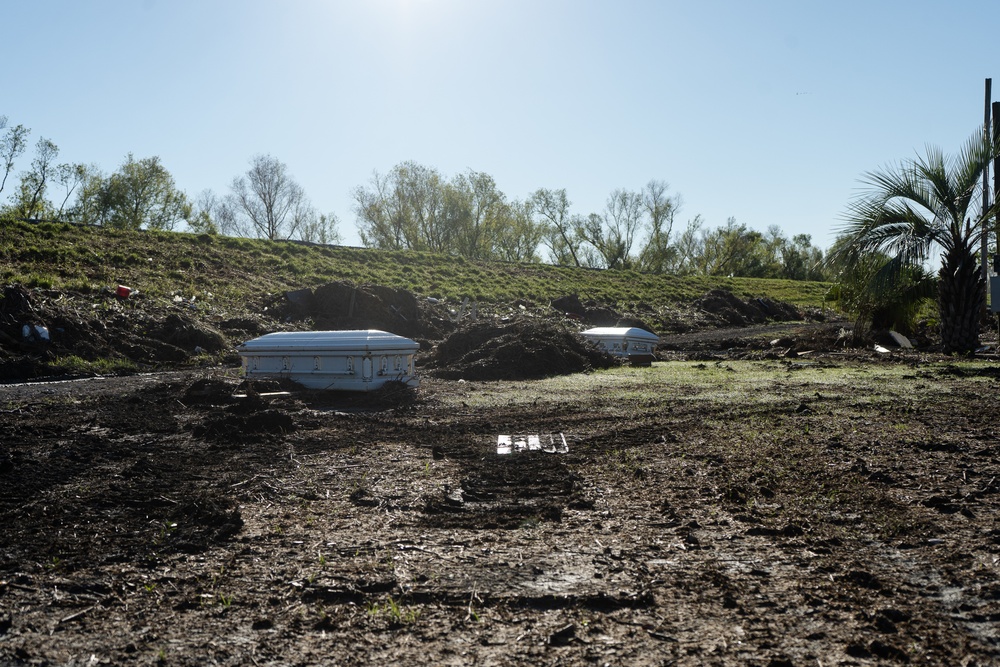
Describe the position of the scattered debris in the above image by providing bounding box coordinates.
[449,296,477,323]
[20,324,49,343]
[888,331,913,348]
[496,433,569,455]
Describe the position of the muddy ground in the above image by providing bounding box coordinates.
[2,327,1000,666]
[2,283,1000,666]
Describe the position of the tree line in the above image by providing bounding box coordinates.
[349,161,830,279]
[0,115,831,280]
[0,118,341,245]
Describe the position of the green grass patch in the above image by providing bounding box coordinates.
[0,221,834,317]
[51,355,139,376]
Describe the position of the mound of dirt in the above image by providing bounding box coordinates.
[694,289,802,327]
[151,313,228,353]
[426,319,619,381]
[550,293,656,331]
[277,281,454,340]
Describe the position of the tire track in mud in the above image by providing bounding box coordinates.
[421,451,582,530]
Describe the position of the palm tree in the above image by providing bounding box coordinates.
[834,130,1000,354]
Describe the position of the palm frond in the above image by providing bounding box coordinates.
[953,129,992,197]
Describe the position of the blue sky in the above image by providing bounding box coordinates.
[4,0,999,249]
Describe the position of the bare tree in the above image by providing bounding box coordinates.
[53,163,88,219]
[450,170,507,259]
[673,215,706,274]
[297,211,343,245]
[229,154,309,240]
[400,163,447,252]
[186,189,222,234]
[16,137,59,220]
[638,180,680,273]
[72,166,112,226]
[354,168,407,249]
[0,118,29,196]
[353,162,448,251]
[641,180,676,238]
[578,188,644,269]
[530,188,582,266]
[493,199,544,262]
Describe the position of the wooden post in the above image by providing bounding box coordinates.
[983,78,992,285]
[994,100,1000,272]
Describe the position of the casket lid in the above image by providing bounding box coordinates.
[580,327,659,342]
[239,329,419,353]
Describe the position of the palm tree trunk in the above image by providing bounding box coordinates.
[938,242,985,355]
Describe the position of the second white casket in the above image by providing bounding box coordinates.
[580,327,659,366]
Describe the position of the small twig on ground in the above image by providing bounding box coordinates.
[59,605,96,625]
[465,585,481,622]
[230,474,261,489]
[398,544,452,561]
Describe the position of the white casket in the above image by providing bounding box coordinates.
[580,327,659,366]
[238,330,419,391]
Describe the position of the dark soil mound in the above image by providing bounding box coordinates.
[277,281,454,340]
[0,280,455,382]
[0,280,836,385]
[550,293,656,331]
[152,313,228,353]
[192,408,296,441]
[695,289,802,327]
[427,319,618,380]
[182,377,239,404]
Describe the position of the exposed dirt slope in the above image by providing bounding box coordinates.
[0,281,826,382]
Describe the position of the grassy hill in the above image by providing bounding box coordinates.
[0,220,833,312]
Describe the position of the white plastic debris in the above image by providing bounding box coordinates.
[21,324,49,342]
[496,433,568,455]
[888,331,912,348]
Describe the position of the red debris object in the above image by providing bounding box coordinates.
[115,285,133,299]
